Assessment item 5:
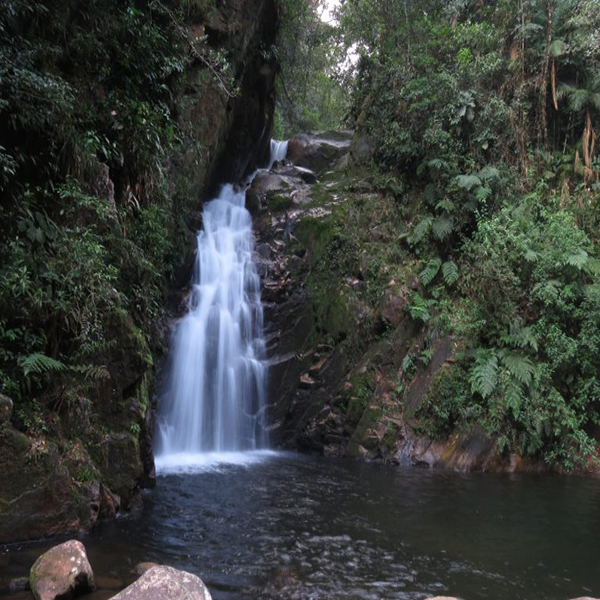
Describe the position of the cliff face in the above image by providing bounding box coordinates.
[251,133,570,474]
[0,0,278,544]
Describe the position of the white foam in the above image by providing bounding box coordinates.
[155,450,281,475]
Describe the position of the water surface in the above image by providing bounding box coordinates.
[2,453,600,599]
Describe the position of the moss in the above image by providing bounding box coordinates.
[266,190,293,212]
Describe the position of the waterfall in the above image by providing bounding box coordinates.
[155,140,287,469]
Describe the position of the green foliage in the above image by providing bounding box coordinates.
[335,0,600,468]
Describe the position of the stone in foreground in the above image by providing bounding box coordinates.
[30,540,95,600]
[112,566,212,600]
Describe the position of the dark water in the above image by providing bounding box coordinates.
[2,452,600,599]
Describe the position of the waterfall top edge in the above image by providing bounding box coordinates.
[155,450,283,475]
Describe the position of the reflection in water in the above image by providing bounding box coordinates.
[2,454,600,600]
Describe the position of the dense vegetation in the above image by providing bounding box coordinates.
[279,0,600,468]
[0,0,222,429]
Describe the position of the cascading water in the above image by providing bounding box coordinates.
[155,140,287,470]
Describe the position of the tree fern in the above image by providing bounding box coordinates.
[442,260,459,285]
[19,353,67,377]
[469,350,498,398]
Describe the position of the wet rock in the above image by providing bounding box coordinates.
[287,131,353,174]
[112,566,211,600]
[94,575,124,590]
[30,540,95,600]
[0,393,13,424]
[0,429,88,544]
[8,577,29,593]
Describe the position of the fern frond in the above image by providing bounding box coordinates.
[502,326,539,352]
[478,166,500,182]
[563,249,589,270]
[501,352,536,386]
[19,353,67,377]
[435,198,455,213]
[432,215,454,240]
[442,260,459,285]
[419,258,441,286]
[409,215,433,245]
[469,351,498,398]
[455,174,481,191]
[474,185,492,203]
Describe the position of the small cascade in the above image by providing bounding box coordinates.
[268,139,288,169]
[155,141,287,466]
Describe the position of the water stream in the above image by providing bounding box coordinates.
[155,140,287,468]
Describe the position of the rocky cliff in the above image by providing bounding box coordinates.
[251,132,563,474]
[0,0,278,544]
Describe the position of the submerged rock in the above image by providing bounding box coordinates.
[112,566,211,600]
[30,540,95,600]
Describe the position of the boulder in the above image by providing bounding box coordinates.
[0,393,13,424]
[112,566,212,600]
[30,540,95,600]
[287,131,353,174]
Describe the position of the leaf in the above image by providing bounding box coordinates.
[524,249,539,262]
[549,39,568,57]
[470,351,498,398]
[501,352,536,386]
[442,260,459,285]
[19,353,67,377]
[432,215,454,240]
[478,166,500,182]
[474,185,492,203]
[409,215,433,245]
[435,198,455,213]
[563,249,588,270]
[455,174,481,191]
[419,258,441,286]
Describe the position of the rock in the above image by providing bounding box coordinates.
[0,429,88,544]
[112,566,211,600]
[0,393,13,424]
[381,291,405,327]
[287,131,353,174]
[30,540,95,600]
[426,597,460,600]
[131,562,160,578]
[8,577,30,593]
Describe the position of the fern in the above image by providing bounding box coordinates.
[501,352,536,386]
[435,198,455,212]
[455,174,481,191]
[19,353,67,377]
[409,215,433,245]
[419,258,441,286]
[502,326,538,352]
[478,166,500,182]
[563,249,588,270]
[469,350,498,398]
[442,260,459,285]
[408,293,431,322]
[432,215,454,240]
[474,185,492,203]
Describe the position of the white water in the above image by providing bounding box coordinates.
[155,140,287,470]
